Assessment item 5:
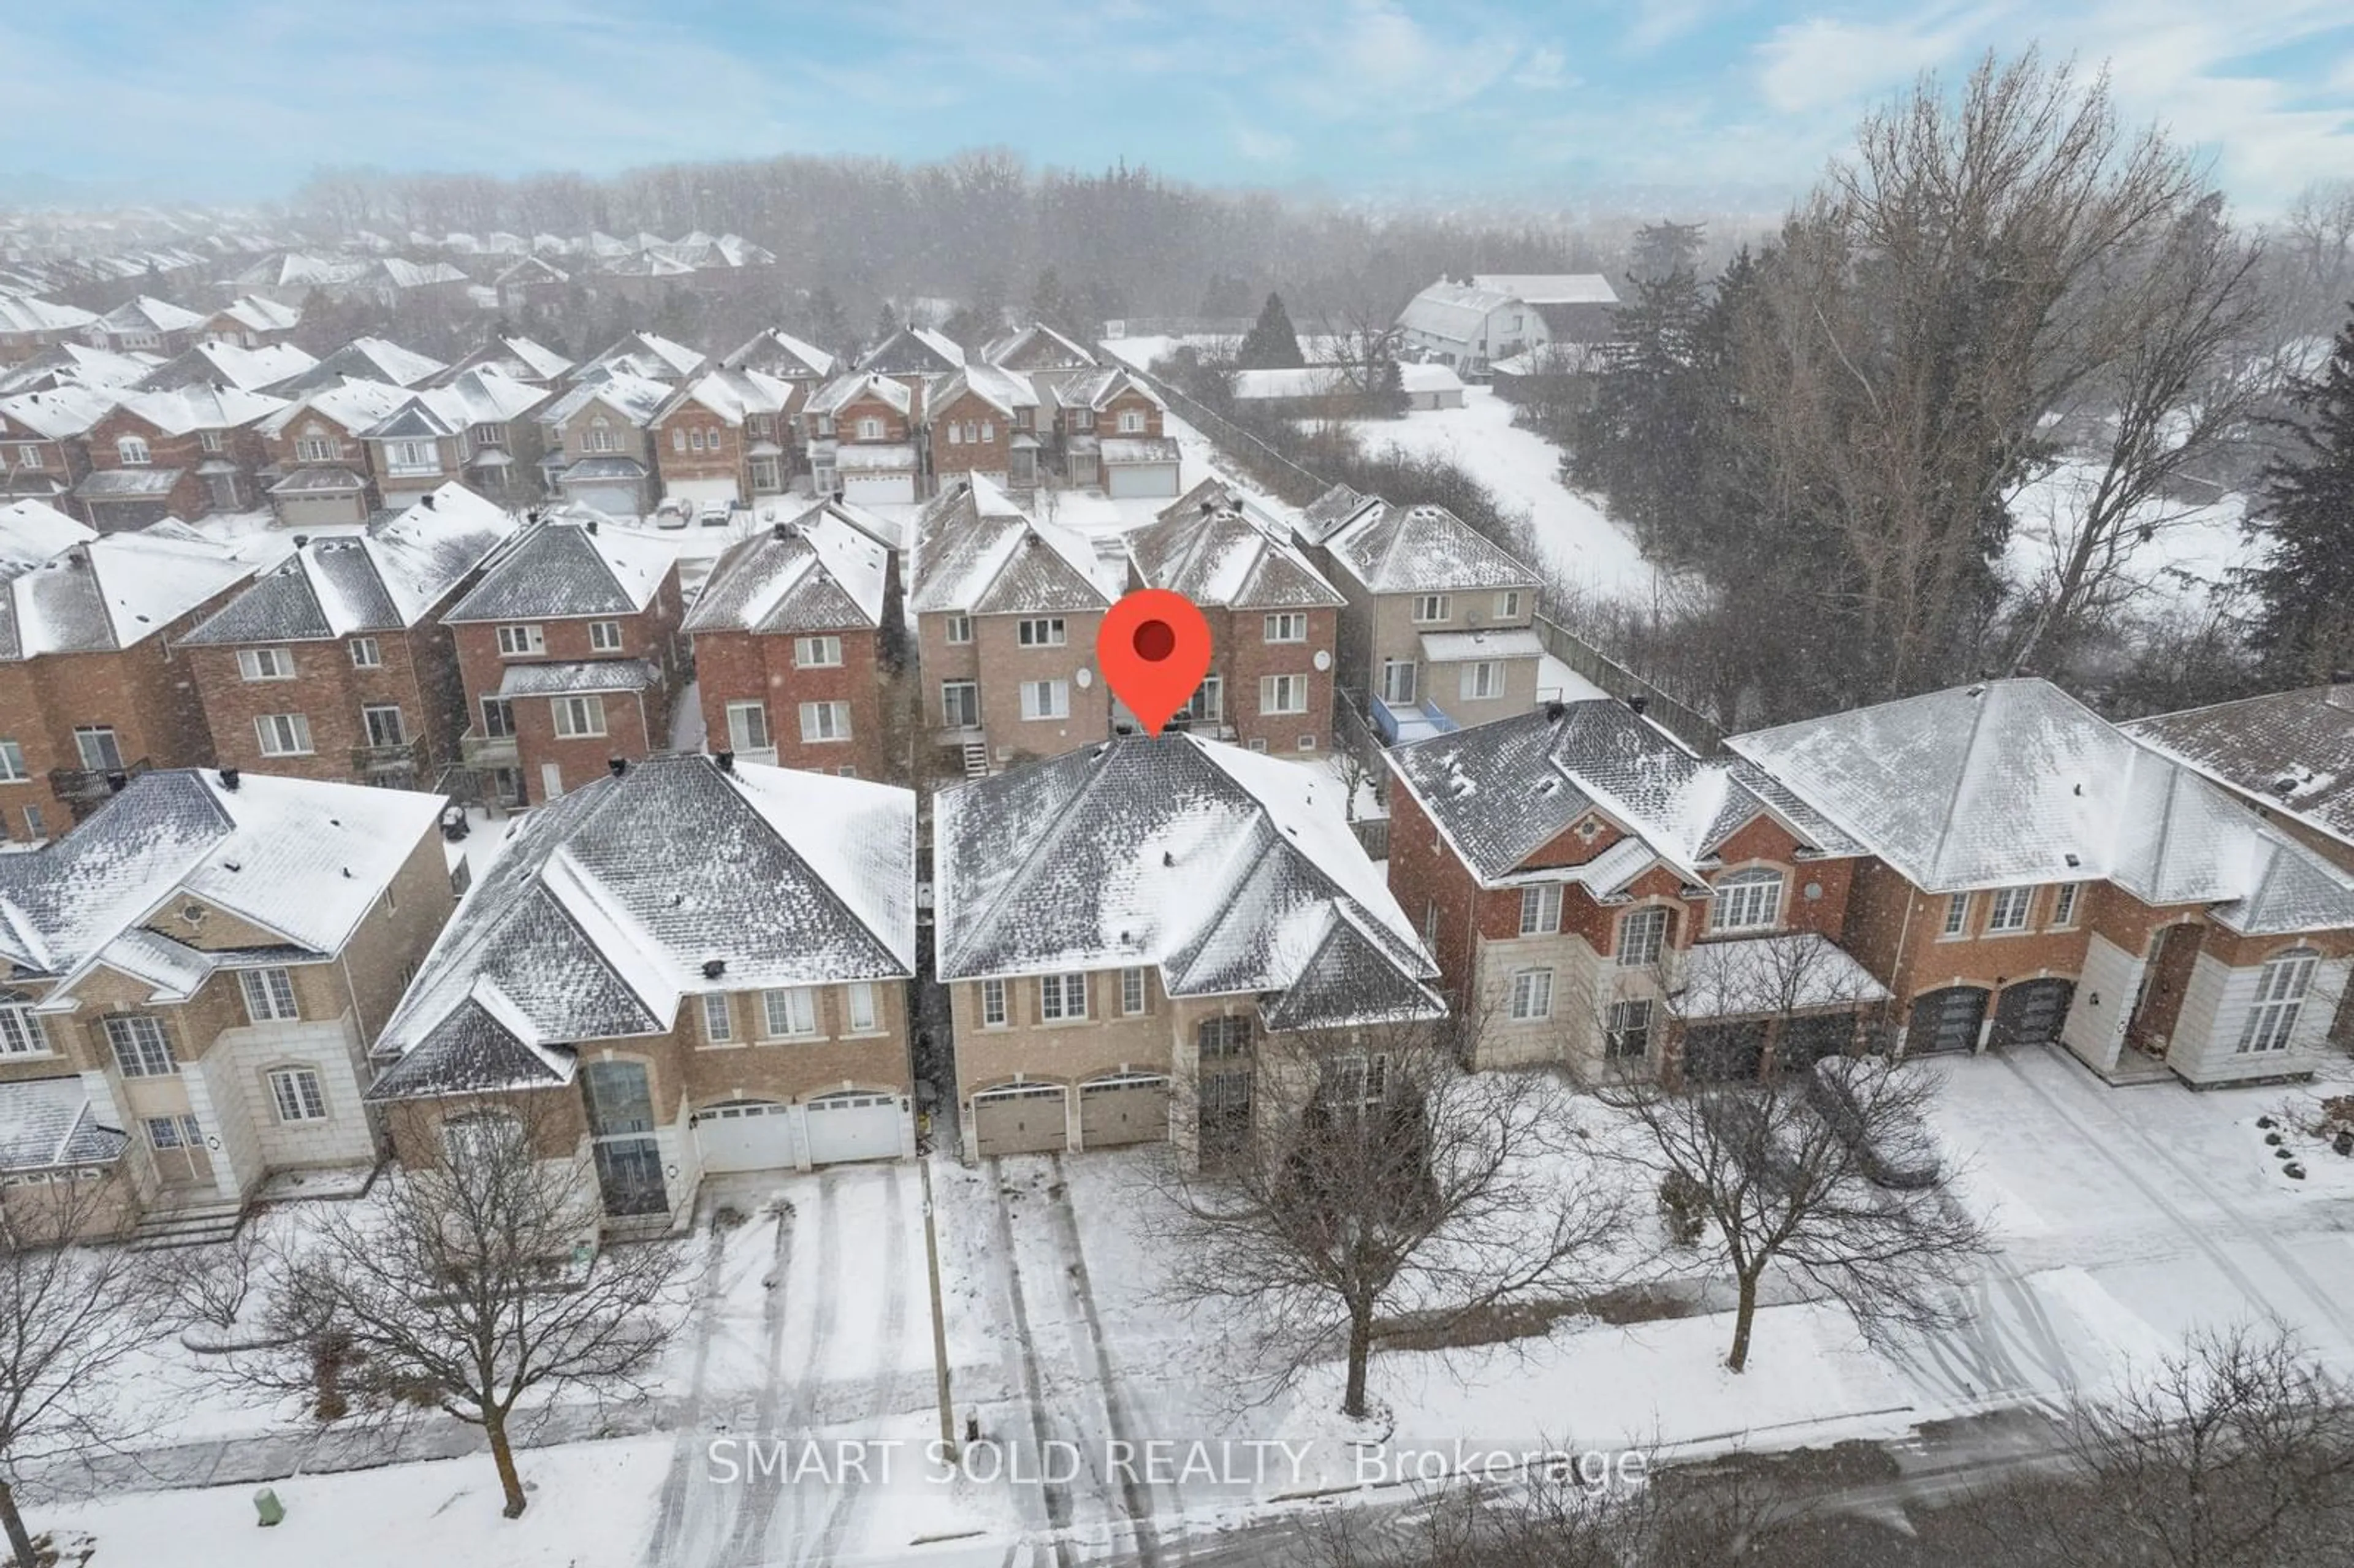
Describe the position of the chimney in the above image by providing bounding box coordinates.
[1545,699,1565,722]
[104,772,129,794]
[421,492,436,509]
[1626,695,1648,717]
[291,534,310,547]
[772,520,791,541]
[609,756,627,778]
[585,517,598,535]
[701,958,726,979]
[219,767,240,791]
[715,749,735,774]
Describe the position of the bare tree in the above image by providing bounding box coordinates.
[1143,1013,1625,1418]
[0,1175,173,1567]
[1603,966,1986,1371]
[235,1095,690,1518]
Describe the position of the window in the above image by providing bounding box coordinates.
[294,436,337,463]
[471,423,505,447]
[267,1067,326,1122]
[254,714,313,756]
[1321,1051,1389,1112]
[237,647,294,681]
[671,427,688,452]
[21,806,40,840]
[725,701,769,752]
[1618,907,1668,968]
[199,430,226,455]
[480,696,514,738]
[1017,617,1066,647]
[1260,674,1308,715]
[147,1114,203,1150]
[348,637,381,668]
[1020,680,1069,721]
[496,624,545,657]
[1038,972,1087,1021]
[2238,948,2319,1054]
[1510,967,1555,1020]
[386,439,436,474]
[943,615,973,645]
[1068,409,1092,431]
[981,978,1007,1027]
[1987,886,2034,932]
[980,421,994,444]
[1199,1014,1251,1059]
[1605,999,1653,1061]
[1186,676,1224,721]
[15,444,41,468]
[552,695,606,737]
[1710,869,1784,932]
[1263,612,1306,643]
[362,704,406,748]
[750,457,780,490]
[701,993,733,1042]
[762,987,818,1038]
[0,740,25,783]
[74,726,123,771]
[834,982,875,1034]
[0,1002,47,1057]
[794,635,842,668]
[588,620,623,652]
[1121,967,1146,1015]
[1520,885,1562,935]
[2051,882,2082,928]
[583,420,617,454]
[238,967,299,1022]
[1494,590,1523,619]
[1459,661,1504,701]
[1298,734,1317,752]
[942,682,980,728]
[1379,660,1417,704]
[856,416,883,440]
[1412,594,1450,623]
[1941,893,1971,938]
[798,701,852,742]
[946,422,962,446]
[106,1015,175,1077]
[115,435,150,465]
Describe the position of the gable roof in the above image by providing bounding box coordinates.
[367,755,914,1094]
[1397,281,1523,344]
[443,516,674,622]
[540,370,672,428]
[1730,678,2354,935]
[858,325,965,376]
[2122,685,2354,851]
[806,370,913,419]
[0,296,96,335]
[0,384,118,440]
[1051,365,1162,413]
[671,366,795,425]
[1469,274,1618,306]
[256,377,411,439]
[0,528,253,662]
[181,484,514,645]
[981,322,1097,372]
[214,295,302,333]
[1324,498,1539,593]
[932,363,1038,418]
[0,500,94,571]
[266,337,446,396]
[579,331,705,383]
[722,327,836,380]
[134,339,315,393]
[1128,481,1343,610]
[684,504,889,634]
[94,295,206,335]
[114,382,288,435]
[0,344,158,397]
[935,734,1441,1026]
[362,368,550,439]
[910,476,1109,615]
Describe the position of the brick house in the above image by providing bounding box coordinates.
[571,331,708,387]
[134,339,318,394]
[1298,484,1545,742]
[360,368,552,510]
[0,385,110,506]
[535,373,669,518]
[1046,367,1178,496]
[0,296,99,365]
[178,484,516,790]
[0,528,254,837]
[685,503,898,778]
[0,768,451,1236]
[981,322,1097,375]
[855,325,964,395]
[1384,698,1879,1079]
[908,477,1113,776]
[441,515,686,806]
[1125,480,1346,755]
[267,337,447,398]
[438,334,572,387]
[802,371,923,504]
[2122,683,2354,875]
[720,327,836,386]
[364,753,916,1229]
[934,732,1442,1160]
[75,385,288,528]
[650,367,796,511]
[256,379,412,527]
[85,295,207,357]
[1729,679,2354,1087]
[0,344,156,399]
[194,295,302,348]
[926,365,1040,491]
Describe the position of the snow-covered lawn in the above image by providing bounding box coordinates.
[2004,459,2257,618]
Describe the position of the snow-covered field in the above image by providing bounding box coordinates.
[2004,459,2258,618]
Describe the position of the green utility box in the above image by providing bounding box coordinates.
[254,1487,285,1526]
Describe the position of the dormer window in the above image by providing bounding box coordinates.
[116,435,151,465]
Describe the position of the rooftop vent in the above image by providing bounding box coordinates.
[1199,498,1216,516]
[585,517,598,535]
[291,534,310,547]
[702,959,726,980]
[218,766,239,791]
[420,493,436,509]
[104,771,128,794]
[2065,853,2081,868]
[715,750,734,774]
[1626,696,1648,717]
[772,520,792,541]
[1162,851,1175,868]
[1545,699,1566,722]
[609,756,627,777]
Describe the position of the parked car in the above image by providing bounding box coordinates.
[698,501,734,527]
[653,497,690,530]
[1807,1057,1942,1189]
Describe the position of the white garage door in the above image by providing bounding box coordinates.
[802,1091,905,1166]
[842,473,915,505]
[571,482,643,517]
[694,1100,793,1174]
[1106,463,1179,499]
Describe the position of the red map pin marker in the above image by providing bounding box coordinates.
[1099,588,1213,737]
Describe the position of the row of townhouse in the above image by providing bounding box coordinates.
[1383,679,2354,1094]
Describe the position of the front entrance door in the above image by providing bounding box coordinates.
[2127,926,2203,1057]
[145,1114,213,1187]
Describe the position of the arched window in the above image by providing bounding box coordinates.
[2238,947,2320,1054]
[1710,868,1784,933]
[116,435,150,465]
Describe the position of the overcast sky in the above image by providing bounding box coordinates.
[7,1,2350,213]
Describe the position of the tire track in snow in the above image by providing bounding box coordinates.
[723,1173,838,1567]
[799,1164,914,1567]
[639,1213,728,1567]
[989,1160,1077,1567]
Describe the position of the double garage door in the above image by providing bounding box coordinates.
[969,1076,1171,1159]
[1105,463,1179,499]
[842,473,915,504]
[693,1092,904,1173]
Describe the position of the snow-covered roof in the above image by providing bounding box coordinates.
[443,516,674,622]
[215,294,302,333]
[933,363,1039,417]
[0,500,94,571]
[1324,498,1539,594]
[181,484,513,645]
[256,377,412,438]
[722,327,835,380]
[2122,685,2354,850]
[1422,627,1544,663]
[935,734,1442,1027]
[94,294,206,335]
[1127,481,1343,610]
[1729,678,2354,934]
[1672,933,1891,1021]
[1397,281,1523,344]
[858,325,964,376]
[497,658,660,698]
[0,343,156,396]
[580,331,704,382]
[1469,273,1619,306]
[267,337,446,395]
[541,370,671,428]
[981,322,1097,372]
[0,295,96,334]
[674,365,794,424]
[1101,436,1179,465]
[807,370,912,419]
[910,476,1109,615]
[367,755,915,1094]
[0,384,117,440]
[685,505,889,635]
[0,769,441,983]
[492,334,571,381]
[135,339,314,392]
[0,528,253,661]
[364,368,549,439]
[116,382,288,434]
[1052,365,1162,413]
[0,1078,128,1173]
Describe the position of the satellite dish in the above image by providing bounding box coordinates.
[1313,649,1332,672]
[1075,666,1093,688]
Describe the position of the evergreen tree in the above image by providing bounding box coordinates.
[1238,292,1306,368]
[1567,266,1708,554]
[1628,220,1707,283]
[870,299,900,348]
[2244,311,2354,682]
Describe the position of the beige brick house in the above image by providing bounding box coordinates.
[256,378,413,527]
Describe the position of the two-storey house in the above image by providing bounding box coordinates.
[1046,368,1177,496]
[856,325,964,396]
[442,515,685,805]
[362,368,552,509]
[684,504,897,779]
[1125,481,1345,755]
[935,732,1443,1161]
[0,385,111,506]
[75,385,288,528]
[571,331,707,387]
[364,753,916,1230]
[926,365,1040,492]
[1386,698,1880,1079]
[266,337,448,398]
[721,327,836,387]
[651,367,796,511]
[909,477,1112,776]
[0,527,254,835]
[438,333,573,387]
[194,295,302,349]
[802,371,922,504]
[256,379,412,527]
[0,767,451,1237]
[178,485,516,790]
[85,295,207,357]
[535,373,669,517]
[980,322,1097,376]
[0,296,99,365]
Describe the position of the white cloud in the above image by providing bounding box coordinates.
[1626,0,1712,54]
[1512,44,1569,89]
[1753,8,1995,113]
